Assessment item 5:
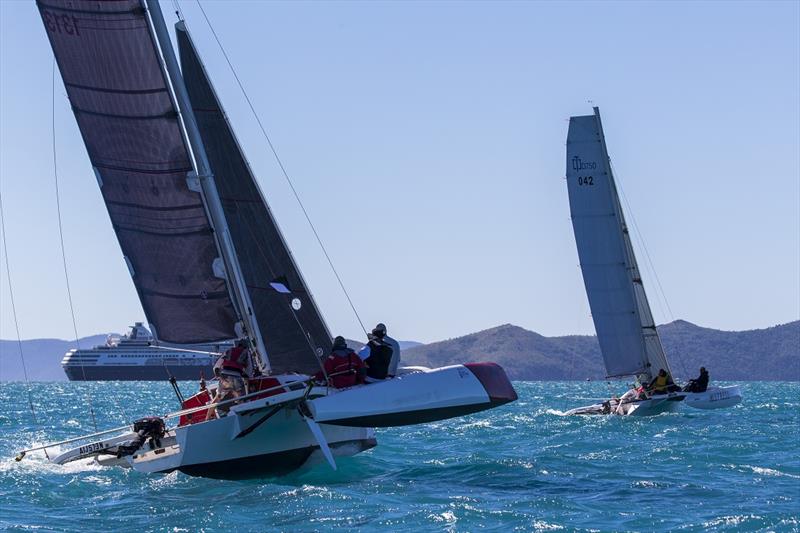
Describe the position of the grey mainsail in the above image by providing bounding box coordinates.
[566,108,671,381]
[37,0,238,344]
[176,23,331,374]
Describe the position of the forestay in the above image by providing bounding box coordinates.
[176,23,331,374]
[565,108,671,381]
[37,0,238,344]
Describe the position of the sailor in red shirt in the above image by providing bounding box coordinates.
[206,340,253,420]
[317,336,365,389]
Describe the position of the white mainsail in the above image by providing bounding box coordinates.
[566,108,671,382]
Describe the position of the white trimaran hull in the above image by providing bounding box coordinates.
[564,391,684,417]
[39,363,516,478]
[113,407,375,479]
[564,385,742,417]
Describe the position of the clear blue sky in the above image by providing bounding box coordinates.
[1,0,798,344]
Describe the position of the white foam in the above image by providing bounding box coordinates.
[746,465,800,479]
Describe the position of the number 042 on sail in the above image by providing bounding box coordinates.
[20,0,517,478]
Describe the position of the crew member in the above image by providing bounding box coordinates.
[358,323,399,382]
[683,367,710,393]
[647,368,676,395]
[206,340,253,420]
[315,336,365,388]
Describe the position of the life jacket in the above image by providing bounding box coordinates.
[365,340,393,380]
[652,374,669,392]
[325,350,364,389]
[221,346,247,374]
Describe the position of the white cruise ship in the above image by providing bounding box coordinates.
[61,323,232,381]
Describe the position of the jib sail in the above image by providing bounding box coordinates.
[176,23,331,374]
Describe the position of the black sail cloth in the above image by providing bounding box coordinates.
[37,0,238,344]
[176,24,331,374]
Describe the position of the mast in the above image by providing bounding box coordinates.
[146,1,269,372]
[593,107,673,381]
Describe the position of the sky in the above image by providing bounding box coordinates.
[0,0,798,345]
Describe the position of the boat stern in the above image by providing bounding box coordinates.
[463,362,518,405]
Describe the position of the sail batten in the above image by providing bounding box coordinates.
[566,108,671,381]
[177,23,331,374]
[38,0,239,345]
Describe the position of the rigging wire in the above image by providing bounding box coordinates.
[51,60,99,431]
[171,0,185,21]
[0,193,46,458]
[609,160,675,321]
[194,0,368,336]
[609,160,690,380]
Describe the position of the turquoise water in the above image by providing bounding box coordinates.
[0,381,797,532]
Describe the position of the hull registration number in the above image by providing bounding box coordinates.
[78,441,107,455]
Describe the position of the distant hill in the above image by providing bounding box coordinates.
[1,322,797,381]
[0,335,108,381]
[403,320,800,381]
[657,320,800,382]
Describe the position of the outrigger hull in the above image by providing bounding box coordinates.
[309,362,517,427]
[683,386,742,410]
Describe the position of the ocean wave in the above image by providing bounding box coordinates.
[1,381,797,532]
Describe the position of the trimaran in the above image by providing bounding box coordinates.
[16,0,517,478]
[564,107,742,416]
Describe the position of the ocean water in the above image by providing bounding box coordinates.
[0,381,797,532]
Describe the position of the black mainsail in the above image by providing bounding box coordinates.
[176,23,331,374]
[38,0,239,344]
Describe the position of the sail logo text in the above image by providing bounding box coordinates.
[572,157,597,172]
[41,11,81,37]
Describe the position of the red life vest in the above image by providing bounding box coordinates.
[222,346,247,374]
[324,351,364,389]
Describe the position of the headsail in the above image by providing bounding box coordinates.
[566,108,671,381]
[37,0,238,344]
[176,23,331,374]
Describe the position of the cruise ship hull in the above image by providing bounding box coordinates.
[63,365,214,381]
[60,323,228,381]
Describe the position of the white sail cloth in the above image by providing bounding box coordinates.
[566,110,671,381]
